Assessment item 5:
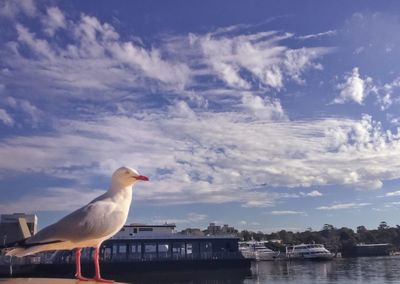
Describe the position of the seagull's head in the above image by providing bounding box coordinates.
[112,167,149,187]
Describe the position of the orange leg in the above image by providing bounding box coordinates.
[92,246,114,283]
[75,248,90,281]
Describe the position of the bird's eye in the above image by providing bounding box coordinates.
[125,170,130,174]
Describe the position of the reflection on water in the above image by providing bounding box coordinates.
[120,256,400,284]
[246,256,400,284]
[115,268,251,284]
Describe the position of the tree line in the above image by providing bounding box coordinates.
[239,221,400,253]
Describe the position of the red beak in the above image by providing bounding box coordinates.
[135,175,149,181]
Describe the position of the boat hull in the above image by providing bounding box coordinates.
[287,253,334,261]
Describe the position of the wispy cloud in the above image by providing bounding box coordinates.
[41,7,66,36]
[0,109,14,126]
[0,187,105,213]
[0,111,399,209]
[188,29,331,90]
[0,10,331,103]
[385,190,400,197]
[316,202,371,210]
[147,212,208,225]
[298,30,336,40]
[300,190,323,197]
[384,201,400,208]
[0,0,36,18]
[1,4,400,215]
[270,210,307,216]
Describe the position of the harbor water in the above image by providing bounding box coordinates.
[122,256,400,284]
[246,256,400,284]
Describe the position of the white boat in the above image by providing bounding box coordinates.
[239,241,279,261]
[285,243,334,260]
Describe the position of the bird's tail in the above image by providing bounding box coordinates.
[1,238,28,257]
[1,239,64,257]
[6,246,44,257]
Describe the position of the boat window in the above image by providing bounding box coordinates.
[130,244,141,253]
[200,242,212,253]
[144,243,157,253]
[172,242,186,256]
[158,243,169,253]
[103,247,112,261]
[118,244,127,254]
[139,228,153,232]
[186,243,193,255]
[158,243,170,258]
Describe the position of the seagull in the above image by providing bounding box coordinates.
[5,167,149,282]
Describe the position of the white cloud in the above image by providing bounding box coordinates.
[385,190,400,197]
[2,13,190,99]
[0,108,14,126]
[300,190,323,197]
[270,210,306,216]
[241,93,287,121]
[377,77,400,110]
[167,101,197,119]
[332,68,400,110]
[189,29,331,90]
[149,212,208,225]
[0,187,105,213]
[334,67,373,104]
[1,8,399,211]
[41,7,66,36]
[354,46,365,55]
[384,201,400,208]
[0,112,398,210]
[0,0,36,18]
[0,10,333,132]
[316,202,371,210]
[4,97,42,126]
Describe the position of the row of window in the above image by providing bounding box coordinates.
[109,242,212,255]
[120,227,154,233]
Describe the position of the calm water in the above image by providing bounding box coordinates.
[126,256,400,284]
[245,256,400,284]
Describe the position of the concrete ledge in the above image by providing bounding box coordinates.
[0,278,123,283]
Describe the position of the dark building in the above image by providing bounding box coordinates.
[0,213,38,244]
[341,243,391,257]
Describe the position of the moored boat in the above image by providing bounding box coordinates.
[285,243,334,260]
[239,241,279,261]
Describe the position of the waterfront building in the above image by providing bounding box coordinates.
[205,223,238,236]
[180,228,205,236]
[0,223,251,278]
[106,223,241,262]
[112,223,176,239]
[0,213,38,244]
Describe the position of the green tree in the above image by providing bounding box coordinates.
[378,221,389,230]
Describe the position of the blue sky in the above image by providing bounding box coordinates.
[1,0,400,233]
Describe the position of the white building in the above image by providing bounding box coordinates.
[0,213,38,244]
[112,223,176,239]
